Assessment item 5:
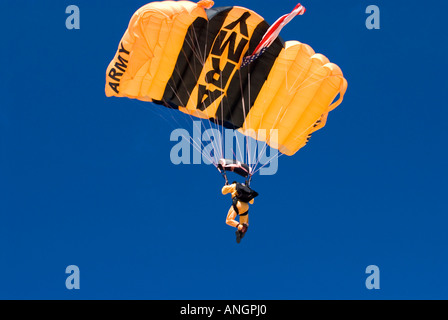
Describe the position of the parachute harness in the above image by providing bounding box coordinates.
[217,159,252,186]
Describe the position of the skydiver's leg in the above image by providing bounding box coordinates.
[226,207,239,228]
[235,201,249,226]
[239,213,249,226]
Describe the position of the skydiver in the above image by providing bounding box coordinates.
[222,181,258,243]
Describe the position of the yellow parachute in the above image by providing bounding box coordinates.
[105,0,347,156]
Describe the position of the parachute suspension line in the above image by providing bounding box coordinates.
[247,64,277,175]
[249,69,289,172]
[247,72,257,178]
[218,99,226,163]
[163,23,226,168]
[234,67,256,186]
[198,81,223,164]
[175,95,221,166]
[252,151,286,175]
[247,51,297,174]
[235,66,254,175]
[235,2,310,175]
[287,73,331,97]
[209,30,246,167]
[214,32,226,162]
[237,67,249,168]
[253,90,295,172]
[135,100,202,149]
[187,21,224,165]
[252,130,288,175]
[167,35,221,165]
[171,110,217,166]
[247,72,258,174]
[246,71,253,172]
[165,82,219,166]
[198,19,225,164]
[251,93,290,172]
[135,100,175,124]
[203,21,220,167]
[218,167,229,185]
[252,135,271,173]
[197,119,222,165]
[134,100,217,166]
[169,40,223,167]
[187,21,206,65]
[184,34,203,65]
[218,44,227,164]
[221,70,244,168]
[187,130,217,166]
[198,117,222,165]
[204,20,210,67]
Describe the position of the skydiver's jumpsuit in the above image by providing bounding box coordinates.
[222,183,254,228]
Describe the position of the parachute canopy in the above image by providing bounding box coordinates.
[105,0,347,156]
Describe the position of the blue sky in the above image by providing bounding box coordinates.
[1,0,447,299]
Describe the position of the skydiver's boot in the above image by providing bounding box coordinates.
[235,230,242,243]
[235,224,248,244]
